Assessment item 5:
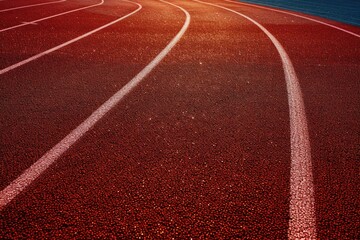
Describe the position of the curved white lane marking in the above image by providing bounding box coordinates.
[0,0,66,13]
[0,1,139,75]
[224,0,360,38]
[0,0,190,210]
[0,0,105,33]
[194,0,316,239]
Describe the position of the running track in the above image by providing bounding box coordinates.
[0,0,359,238]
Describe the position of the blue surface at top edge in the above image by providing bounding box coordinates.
[236,0,360,26]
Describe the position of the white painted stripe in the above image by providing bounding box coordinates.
[224,0,360,38]
[21,22,39,25]
[0,1,138,75]
[0,0,190,210]
[0,0,104,33]
[0,0,66,13]
[193,0,316,239]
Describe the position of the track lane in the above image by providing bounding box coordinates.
[0,0,190,236]
[0,0,144,190]
[0,0,139,70]
[0,0,185,211]
[210,0,360,238]
[0,0,143,75]
[0,0,66,13]
[193,1,317,238]
[0,0,190,211]
[0,0,76,30]
[2,0,294,238]
[0,0,105,33]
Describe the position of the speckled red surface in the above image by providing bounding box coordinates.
[0,0,359,238]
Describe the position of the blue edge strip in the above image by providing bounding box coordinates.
[237,0,360,27]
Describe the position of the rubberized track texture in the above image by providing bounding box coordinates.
[0,0,359,238]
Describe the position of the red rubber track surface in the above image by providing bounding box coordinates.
[0,0,63,10]
[213,1,359,238]
[0,0,101,30]
[0,0,359,238]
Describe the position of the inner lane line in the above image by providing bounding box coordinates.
[0,0,190,210]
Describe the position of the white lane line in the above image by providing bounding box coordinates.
[21,22,39,25]
[194,0,316,239]
[0,0,66,13]
[0,0,190,210]
[0,1,138,75]
[224,0,360,38]
[0,0,104,33]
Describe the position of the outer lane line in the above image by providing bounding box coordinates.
[194,0,316,239]
[0,0,105,33]
[0,1,139,75]
[0,0,190,210]
[224,0,360,38]
[0,0,66,13]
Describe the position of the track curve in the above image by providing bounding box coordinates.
[0,0,359,238]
